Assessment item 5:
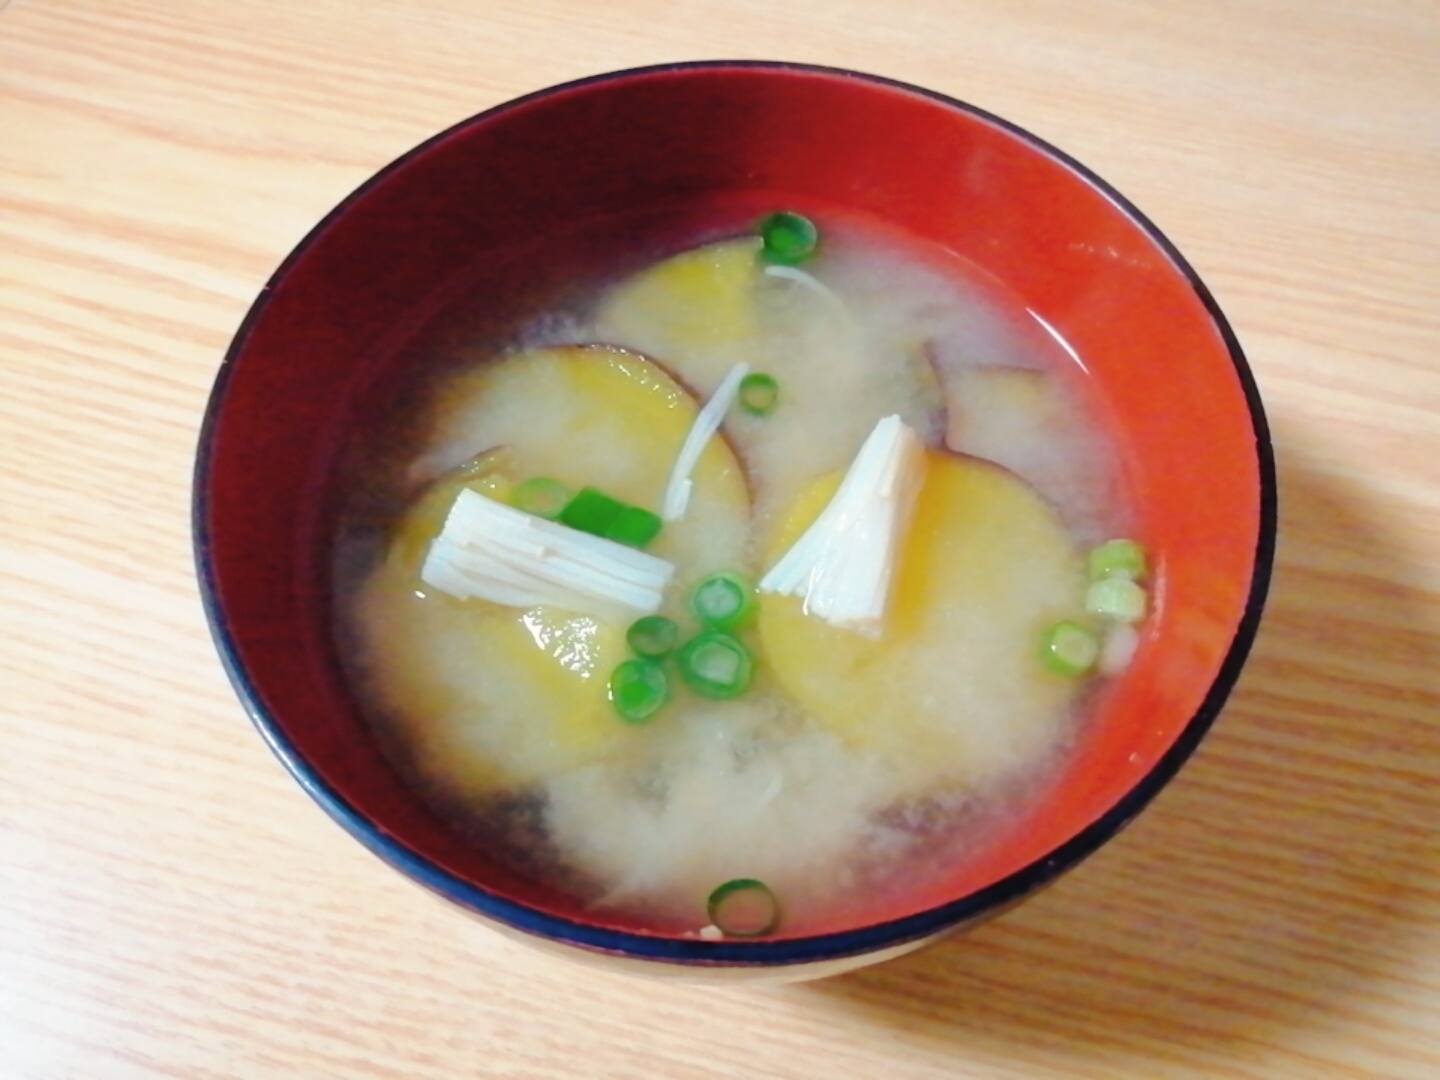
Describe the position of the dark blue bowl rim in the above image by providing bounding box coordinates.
[193,59,1277,969]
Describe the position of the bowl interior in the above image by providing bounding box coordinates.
[198,64,1268,948]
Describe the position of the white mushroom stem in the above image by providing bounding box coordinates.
[661,361,749,521]
[758,415,926,638]
[763,265,850,317]
[421,489,675,618]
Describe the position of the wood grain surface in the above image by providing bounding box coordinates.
[2,1,1437,1077]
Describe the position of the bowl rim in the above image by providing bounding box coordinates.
[193,58,1277,969]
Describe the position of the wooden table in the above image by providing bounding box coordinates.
[3,2,1436,1076]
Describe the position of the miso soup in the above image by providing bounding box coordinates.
[330,210,1148,938]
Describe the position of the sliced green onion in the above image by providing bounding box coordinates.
[1088,538,1147,582]
[560,486,626,536]
[677,630,753,699]
[759,211,819,265]
[689,571,757,631]
[738,372,780,416]
[604,505,663,548]
[1086,577,1147,623]
[608,658,669,723]
[1042,620,1099,677]
[706,879,779,937]
[626,615,679,659]
[510,476,573,520]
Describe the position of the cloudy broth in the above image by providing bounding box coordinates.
[330,207,1136,937]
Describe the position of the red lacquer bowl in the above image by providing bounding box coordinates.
[194,62,1275,981]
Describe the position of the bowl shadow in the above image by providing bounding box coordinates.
[792,424,1440,1071]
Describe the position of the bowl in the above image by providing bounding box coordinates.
[194,61,1275,981]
